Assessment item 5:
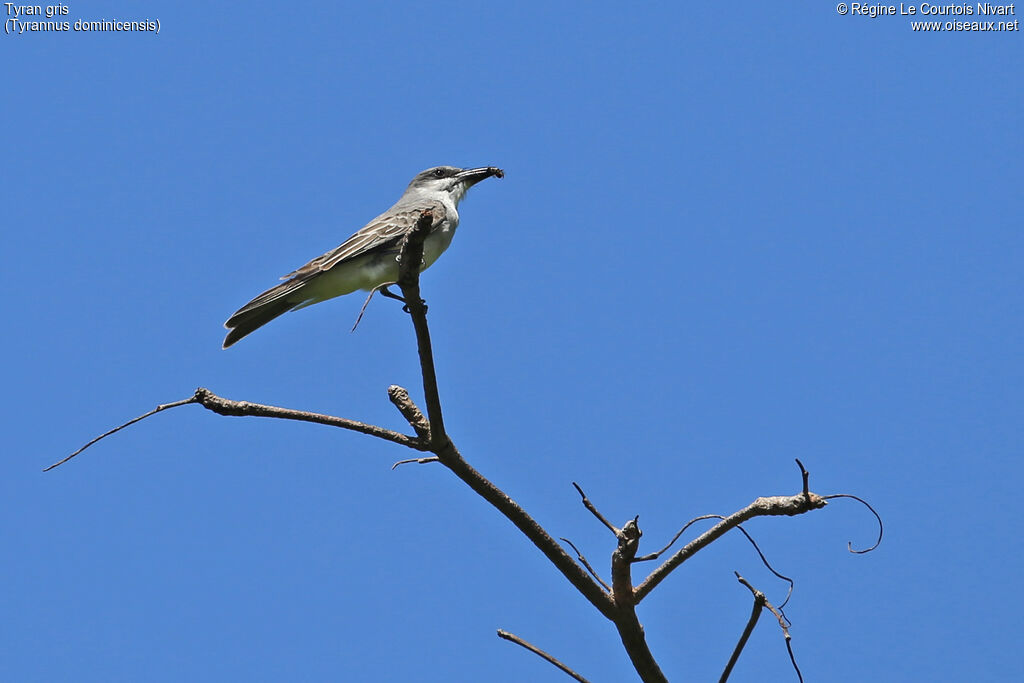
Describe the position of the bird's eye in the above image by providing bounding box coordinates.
[433,168,446,178]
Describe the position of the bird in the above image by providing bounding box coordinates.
[222,165,503,348]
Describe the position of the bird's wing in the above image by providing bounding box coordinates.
[280,201,446,280]
[227,202,444,320]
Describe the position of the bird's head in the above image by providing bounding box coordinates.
[406,166,504,204]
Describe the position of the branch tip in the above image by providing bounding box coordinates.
[44,394,199,471]
[497,629,591,683]
[386,385,430,439]
[571,482,620,535]
[794,458,810,497]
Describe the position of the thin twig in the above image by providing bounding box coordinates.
[734,573,803,683]
[571,482,619,535]
[392,456,440,469]
[823,493,884,553]
[730,523,795,610]
[634,514,721,561]
[560,537,611,593]
[720,577,765,683]
[497,630,591,683]
[44,396,199,471]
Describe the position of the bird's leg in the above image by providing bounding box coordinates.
[380,284,427,314]
[378,285,407,303]
[351,288,379,332]
[352,283,413,331]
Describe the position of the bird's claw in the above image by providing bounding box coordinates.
[402,299,427,314]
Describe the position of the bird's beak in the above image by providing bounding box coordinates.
[455,166,504,186]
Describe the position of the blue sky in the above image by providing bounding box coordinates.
[4,2,1021,681]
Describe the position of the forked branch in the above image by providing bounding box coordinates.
[634,479,828,603]
[722,573,803,683]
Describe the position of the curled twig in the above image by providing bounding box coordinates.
[823,493,883,553]
[730,522,795,610]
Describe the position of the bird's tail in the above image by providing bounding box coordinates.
[223,282,304,348]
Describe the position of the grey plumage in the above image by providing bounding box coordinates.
[223,165,502,348]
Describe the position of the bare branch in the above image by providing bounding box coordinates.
[734,573,804,683]
[387,385,430,440]
[633,491,827,604]
[823,493,884,554]
[571,482,620,535]
[190,387,425,449]
[393,209,616,620]
[435,439,616,619]
[44,395,199,471]
[560,537,611,593]
[46,387,427,471]
[396,209,447,450]
[720,576,765,683]
[55,173,875,682]
[497,629,592,683]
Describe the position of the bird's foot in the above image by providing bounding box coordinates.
[379,285,426,314]
[379,285,407,304]
[402,300,427,314]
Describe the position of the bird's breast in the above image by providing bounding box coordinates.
[423,219,457,269]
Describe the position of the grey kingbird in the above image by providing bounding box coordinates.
[223,165,503,348]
